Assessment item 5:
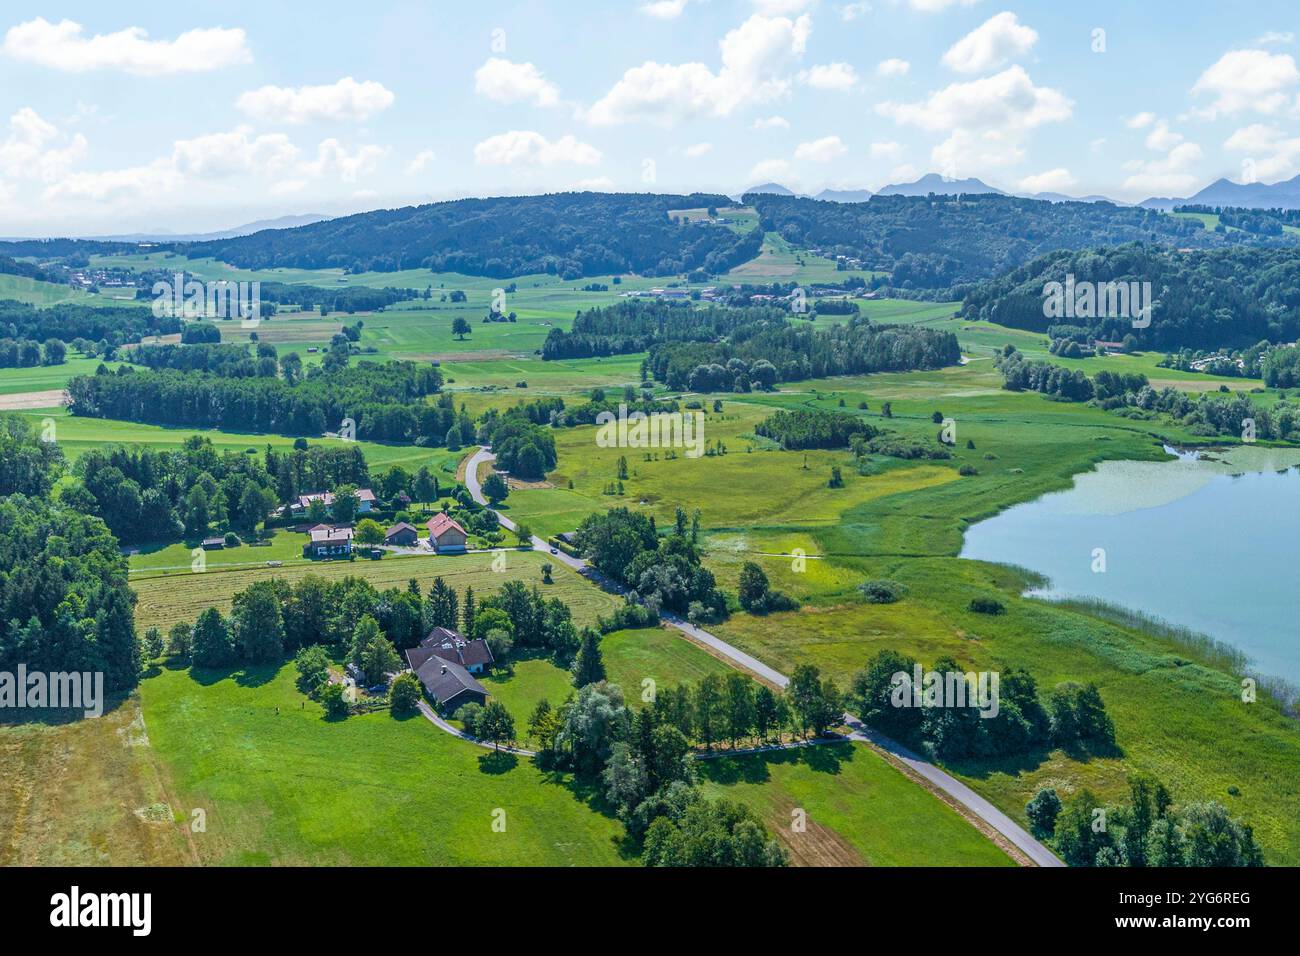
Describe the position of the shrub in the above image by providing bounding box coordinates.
[858,579,907,604]
[294,644,332,696]
[321,681,349,719]
[958,464,978,476]
[389,672,422,715]
[968,597,1006,615]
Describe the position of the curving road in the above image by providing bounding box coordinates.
[463,445,1064,867]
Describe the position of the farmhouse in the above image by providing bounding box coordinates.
[384,522,419,546]
[201,537,225,551]
[426,513,468,554]
[304,525,354,559]
[407,626,495,674]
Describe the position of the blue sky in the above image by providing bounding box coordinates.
[2,0,1299,235]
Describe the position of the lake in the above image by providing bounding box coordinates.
[961,445,1300,684]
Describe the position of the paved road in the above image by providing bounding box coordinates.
[416,699,536,757]
[463,445,1064,867]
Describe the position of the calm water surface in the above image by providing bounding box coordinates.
[961,446,1300,683]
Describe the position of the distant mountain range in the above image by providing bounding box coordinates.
[740,173,1119,205]
[82,214,331,243]
[1141,175,1300,211]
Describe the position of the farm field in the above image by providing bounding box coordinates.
[131,547,615,632]
[699,743,1015,866]
[137,663,632,866]
[11,406,461,474]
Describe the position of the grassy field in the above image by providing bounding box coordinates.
[0,273,104,307]
[699,743,1015,866]
[496,361,1300,864]
[131,548,616,633]
[137,662,631,865]
[14,406,462,474]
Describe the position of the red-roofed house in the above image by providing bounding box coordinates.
[426,513,468,554]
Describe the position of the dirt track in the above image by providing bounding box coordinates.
[0,389,69,410]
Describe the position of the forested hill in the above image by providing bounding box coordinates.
[183,191,759,279]
[749,193,1300,295]
[962,244,1300,350]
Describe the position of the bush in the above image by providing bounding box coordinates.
[858,579,907,604]
[294,644,332,696]
[456,701,484,734]
[321,681,349,719]
[389,672,422,715]
[958,464,978,476]
[968,597,1006,615]
[1026,787,1062,837]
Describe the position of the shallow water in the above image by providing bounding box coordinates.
[961,446,1300,683]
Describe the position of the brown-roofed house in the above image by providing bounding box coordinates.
[409,655,487,713]
[426,513,468,554]
[406,626,495,674]
[294,488,378,514]
[384,522,419,546]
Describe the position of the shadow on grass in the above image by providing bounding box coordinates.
[477,750,518,774]
[698,740,853,787]
[0,688,133,726]
[186,661,280,689]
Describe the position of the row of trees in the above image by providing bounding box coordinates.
[852,650,1116,761]
[646,317,961,392]
[754,407,878,450]
[0,299,180,349]
[1028,776,1264,867]
[67,360,445,440]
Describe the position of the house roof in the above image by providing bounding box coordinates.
[407,627,495,670]
[410,654,486,707]
[385,522,418,539]
[426,513,467,539]
[309,526,354,544]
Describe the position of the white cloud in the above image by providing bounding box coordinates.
[641,0,689,18]
[751,0,816,12]
[474,58,560,107]
[684,141,714,158]
[876,58,911,77]
[0,108,88,184]
[1145,120,1184,151]
[887,162,919,183]
[800,62,860,91]
[586,13,811,125]
[932,128,1024,175]
[45,160,181,203]
[171,126,298,179]
[237,78,395,124]
[942,12,1038,74]
[301,139,388,182]
[795,135,848,162]
[406,149,436,174]
[1191,49,1300,117]
[1122,141,1203,196]
[869,140,902,159]
[1018,168,1077,193]
[877,66,1071,133]
[749,158,792,182]
[1224,123,1300,180]
[1255,31,1294,46]
[908,0,979,11]
[840,3,872,21]
[752,115,790,129]
[473,130,602,166]
[2,17,250,76]
[1125,111,1156,129]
